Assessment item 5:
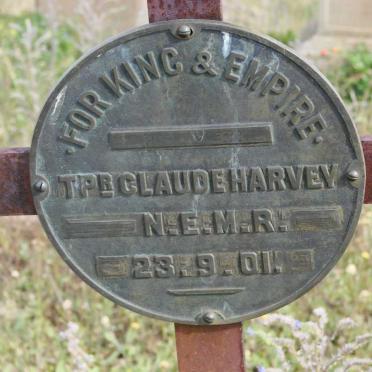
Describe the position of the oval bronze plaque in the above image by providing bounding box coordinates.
[30,20,365,324]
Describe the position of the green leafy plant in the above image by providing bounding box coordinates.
[0,12,80,147]
[268,30,296,46]
[329,44,372,102]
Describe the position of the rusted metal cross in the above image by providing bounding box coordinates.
[0,1,371,371]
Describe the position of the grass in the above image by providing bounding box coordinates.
[0,9,371,372]
[0,217,177,371]
[0,211,371,370]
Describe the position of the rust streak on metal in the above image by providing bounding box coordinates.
[0,147,35,216]
[147,0,222,23]
[362,136,372,203]
[175,323,245,372]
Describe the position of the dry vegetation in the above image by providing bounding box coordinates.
[0,1,371,371]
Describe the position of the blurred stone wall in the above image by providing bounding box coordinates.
[0,0,148,32]
[299,0,372,56]
[222,0,318,35]
[319,0,372,36]
[0,0,35,14]
[37,0,148,31]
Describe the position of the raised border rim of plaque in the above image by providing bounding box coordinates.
[30,20,365,324]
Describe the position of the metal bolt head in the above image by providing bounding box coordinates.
[347,170,359,182]
[34,180,47,193]
[314,135,323,144]
[202,311,217,324]
[177,25,193,39]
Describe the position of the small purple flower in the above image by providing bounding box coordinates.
[246,327,255,336]
[257,366,266,372]
[294,320,302,330]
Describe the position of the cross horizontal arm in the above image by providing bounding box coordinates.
[362,136,372,203]
[0,147,35,215]
[1,138,371,216]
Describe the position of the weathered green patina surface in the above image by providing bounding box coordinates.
[30,20,364,324]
